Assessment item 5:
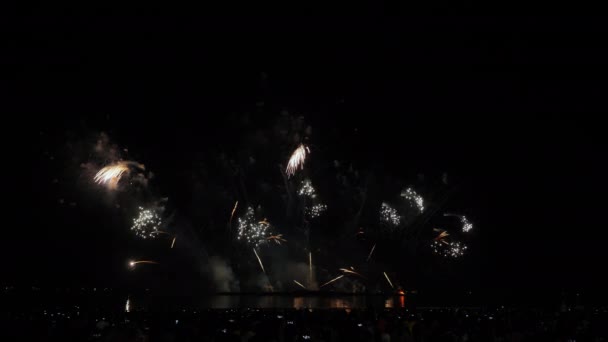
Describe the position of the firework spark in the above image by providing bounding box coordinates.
[431,240,468,258]
[293,280,307,290]
[401,187,424,212]
[94,162,130,189]
[171,236,176,249]
[266,234,287,245]
[380,203,401,227]
[306,203,327,218]
[131,207,162,239]
[298,179,316,198]
[128,260,159,269]
[320,275,345,288]
[229,201,239,226]
[444,213,473,233]
[253,248,266,274]
[366,244,377,262]
[237,207,272,247]
[286,144,309,178]
[125,297,130,313]
[383,272,394,289]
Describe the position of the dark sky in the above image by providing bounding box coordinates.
[6,12,607,295]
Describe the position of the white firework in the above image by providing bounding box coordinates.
[306,203,327,218]
[298,179,316,198]
[431,240,468,258]
[237,207,272,247]
[444,213,473,233]
[286,144,310,178]
[131,207,162,239]
[380,202,401,227]
[401,187,424,212]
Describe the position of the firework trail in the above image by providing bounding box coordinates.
[309,252,313,284]
[366,244,376,262]
[229,201,238,226]
[380,203,401,227]
[320,275,345,288]
[383,272,394,289]
[444,213,473,232]
[433,229,450,244]
[171,236,176,249]
[293,280,307,290]
[131,207,162,239]
[286,144,309,178]
[253,248,266,274]
[125,297,130,313]
[128,260,159,269]
[339,268,365,278]
[266,234,287,245]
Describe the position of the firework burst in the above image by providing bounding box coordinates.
[380,203,401,227]
[444,213,473,233]
[286,144,309,178]
[131,207,162,239]
[298,179,316,198]
[401,187,424,212]
[237,207,273,247]
[431,240,468,258]
[94,162,130,189]
[306,203,327,218]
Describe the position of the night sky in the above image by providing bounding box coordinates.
[7,12,607,296]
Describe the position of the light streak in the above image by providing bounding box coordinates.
[383,272,394,289]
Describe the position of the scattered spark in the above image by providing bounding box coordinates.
[320,275,345,288]
[253,248,266,274]
[131,207,162,239]
[229,201,239,226]
[266,234,287,245]
[170,236,176,249]
[401,187,424,212]
[293,280,307,290]
[298,179,316,198]
[431,240,468,258]
[306,203,327,218]
[366,244,376,262]
[94,162,129,189]
[383,272,394,289]
[380,203,401,227]
[444,213,473,233]
[286,144,310,178]
[237,207,272,247]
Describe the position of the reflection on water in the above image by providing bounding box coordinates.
[202,294,406,309]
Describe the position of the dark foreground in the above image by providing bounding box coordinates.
[2,306,608,341]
